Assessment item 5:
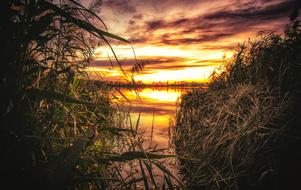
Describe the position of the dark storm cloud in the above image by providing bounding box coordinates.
[127,0,300,45]
[204,0,301,20]
[147,0,210,13]
[103,0,136,14]
[128,20,136,25]
[92,57,187,68]
[128,37,148,44]
[128,25,238,45]
[147,20,165,30]
[93,0,301,78]
[91,56,213,71]
[161,32,235,45]
[133,14,143,19]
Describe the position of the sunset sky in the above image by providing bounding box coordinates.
[85,0,300,83]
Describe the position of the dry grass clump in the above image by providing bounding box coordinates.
[175,83,289,189]
[174,15,301,189]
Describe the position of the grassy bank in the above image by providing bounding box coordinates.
[174,14,301,189]
[0,1,179,189]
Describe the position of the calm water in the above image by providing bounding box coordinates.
[115,87,191,148]
[112,87,197,187]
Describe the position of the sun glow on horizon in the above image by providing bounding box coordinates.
[118,88,182,102]
[93,44,233,60]
[138,89,182,102]
[90,44,231,83]
[87,64,217,83]
[90,0,291,84]
[133,66,215,83]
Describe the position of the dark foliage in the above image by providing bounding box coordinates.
[175,13,301,190]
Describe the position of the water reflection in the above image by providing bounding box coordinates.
[115,87,190,148]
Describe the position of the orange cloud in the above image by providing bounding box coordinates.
[88,0,300,83]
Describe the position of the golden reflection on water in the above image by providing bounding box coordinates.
[114,87,190,148]
[134,88,181,103]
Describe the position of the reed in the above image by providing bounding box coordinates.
[174,13,301,190]
[0,0,179,189]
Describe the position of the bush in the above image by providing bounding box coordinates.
[174,15,301,190]
[0,0,128,189]
[0,1,181,189]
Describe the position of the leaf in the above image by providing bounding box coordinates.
[28,13,54,41]
[154,162,183,187]
[67,0,108,31]
[42,1,129,43]
[144,161,159,190]
[115,88,130,102]
[135,112,141,136]
[99,30,129,43]
[139,160,150,190]
[164,174,174,190]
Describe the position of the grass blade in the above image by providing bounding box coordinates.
[139,160,150,190]
[144,161,159,190]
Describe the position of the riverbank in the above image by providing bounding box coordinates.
[0,1,180,189]
[174,18,301,189]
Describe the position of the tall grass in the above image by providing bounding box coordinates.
[0,0,180,189]
[174,13,301,189]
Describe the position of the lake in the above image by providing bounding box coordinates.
[114,87,193,148]
[110,86,205,187]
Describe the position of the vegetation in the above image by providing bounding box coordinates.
[174,12,301,189]
[0,0,180,189]
[94,80,207,89]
